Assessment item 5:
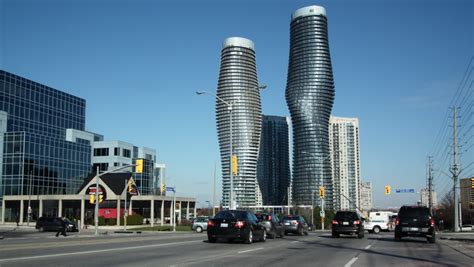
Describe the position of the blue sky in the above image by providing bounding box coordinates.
[1,0,472,208]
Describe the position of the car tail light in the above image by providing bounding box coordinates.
[268,215,272,221]
[332,220,338,225]
[395,218,400,226]
[208,220,215,228]
[354,220,361,225]
[235,221,245,228]
[430,219,435,227]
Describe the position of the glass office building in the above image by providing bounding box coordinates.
[0,70,91,197]
[285,6,335,206]
[257,115,290,205]
[216,37,262,207]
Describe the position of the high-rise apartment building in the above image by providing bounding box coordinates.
[257,115,290,205]
[460,177,474,220]
[360,181,373,211]
[329,116,361,211]
[0,70,92,197]
[286,6,335,206]
[420,189,438,209]
[216,37,262,207]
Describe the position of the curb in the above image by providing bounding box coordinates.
[113,231,142,234]
[440,237,474,242]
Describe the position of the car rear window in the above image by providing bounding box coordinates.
[215,210,247,220]
[398,207,430,218]
[334,212,358,221]
[283,215,299,220]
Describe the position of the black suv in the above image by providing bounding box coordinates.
[395,206,436,243]
[207,210,266,244]
[36,217,78,232]
[256,213,284,239]
[331,211,364,238]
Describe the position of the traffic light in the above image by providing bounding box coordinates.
[385,185,391,195]
[89,195,95,204]
[99,194,104,203]
[471,178,474,189]
[161,183,166,193]
[319,186,325,199]
[136,159,144,174]
[231,155,238,175]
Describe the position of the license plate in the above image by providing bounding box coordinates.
[220,223,228,228]
[343,222,349,225]
[410,227,419,231]
[284,223,290,226]
[421,228,429,233]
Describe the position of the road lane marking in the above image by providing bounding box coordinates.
[0,240,202,262]
[238,247,263,254]
[365,244,372,250]
[344,257,358,267]
[290,241,299,243]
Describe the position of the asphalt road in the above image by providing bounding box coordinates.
[0,231,472,267]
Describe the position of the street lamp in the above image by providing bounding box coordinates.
[196,84,266,210]
[301,150,334,230]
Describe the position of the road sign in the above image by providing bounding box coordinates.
[320,210,325,217]
[395,189,415,193]
[28,206,32,214]
[166,186,175,193]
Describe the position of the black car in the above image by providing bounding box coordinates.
[256,213,284,239]
[36,217,78,232]
[331,211,364,238]
[207,210,266,244]
[282,215,309,236]
[394,206,436,243]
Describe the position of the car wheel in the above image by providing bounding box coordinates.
[427,234,436,244]
[298,227,304,236]
[279,230,284,238]
[270,231,277,239]
[244,230,253,244]
[304,230,309,236]
[208,236,216,243]
[395,233,401,241]
[373,226,381,234]
[261,229,267,242]
[358,232,364,239]
[332,232,339,238]
[196,226,203,233]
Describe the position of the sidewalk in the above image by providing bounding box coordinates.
[438,231,474,242]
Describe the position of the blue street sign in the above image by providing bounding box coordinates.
[166,186,175,193]
[395,189,415,193]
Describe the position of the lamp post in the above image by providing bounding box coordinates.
[302,151,334,230]
[93,163,135,236]
[196,85,266,210]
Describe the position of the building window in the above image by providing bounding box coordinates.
[114,147,120,156]
[123,149,131,158]
[93,148,109,156]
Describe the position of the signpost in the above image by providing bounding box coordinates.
[395,189,415,193]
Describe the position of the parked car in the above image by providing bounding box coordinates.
[207,210,266,244]
[282,215,309,236]
[394,206,436,243]
[36,217,78,232]
[256,213,284,239]
[331,211,364,238]
[192,216,209,233]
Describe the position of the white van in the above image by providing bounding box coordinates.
[364,211,397,234]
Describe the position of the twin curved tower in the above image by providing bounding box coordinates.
[286,6,335,206]
[215,5,334,207]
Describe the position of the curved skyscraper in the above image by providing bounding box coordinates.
[216,37,262,208]
[285,6,335,206]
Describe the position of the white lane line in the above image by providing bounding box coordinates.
[238,247,263,254]
[365,244,372,250]
[0,240,202,262]
[344,257,358,267]
[290,241,299,243]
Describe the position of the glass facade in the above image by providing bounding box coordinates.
[0,70,91,198]
[133,158,154,195]
[285,6,335,206]
[257,115,290,205]
[216,37,262,207]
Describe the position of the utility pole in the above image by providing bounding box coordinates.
[427,156,433,214]
[450,108,460,232]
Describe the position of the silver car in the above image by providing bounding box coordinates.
[192,216,209,233]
